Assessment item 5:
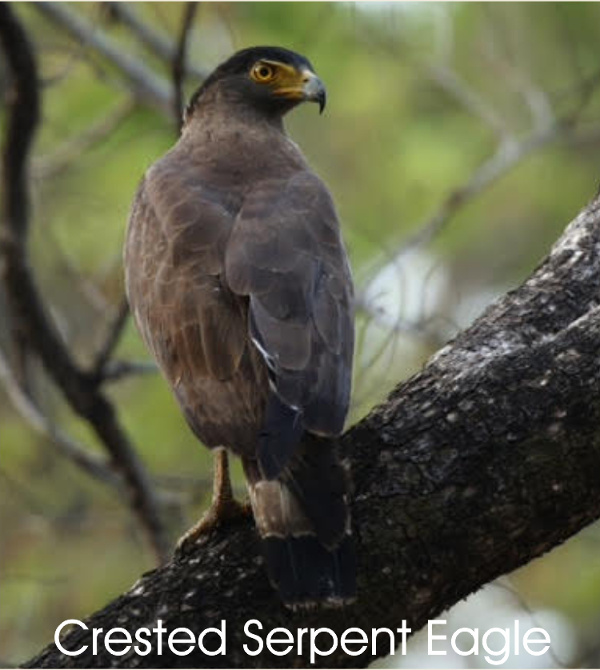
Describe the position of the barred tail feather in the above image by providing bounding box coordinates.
[243,437,355,608]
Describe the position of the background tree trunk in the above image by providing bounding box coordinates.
[26,193,600,668]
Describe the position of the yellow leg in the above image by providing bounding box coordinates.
[214,448,234,505]
[176,450,249,554]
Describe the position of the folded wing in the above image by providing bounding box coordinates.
[225,171,354,477]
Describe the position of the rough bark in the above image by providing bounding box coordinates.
[24,192,600,668]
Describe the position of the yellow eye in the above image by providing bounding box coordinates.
[251,62,275,83]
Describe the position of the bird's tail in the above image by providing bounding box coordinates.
[243,434,355,608]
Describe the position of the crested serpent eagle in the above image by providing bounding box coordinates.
[125,46,355,607]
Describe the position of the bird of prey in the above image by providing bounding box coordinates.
[125,46,355,607]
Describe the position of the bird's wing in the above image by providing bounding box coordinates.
[225,171,354,474]
[125,158,246,393]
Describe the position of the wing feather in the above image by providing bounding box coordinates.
[125,157,245,393]
[225,170,354,439]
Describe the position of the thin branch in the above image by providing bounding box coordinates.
[397,81,600,257]
[100,359,158,384]
[43,229,113,314]
[36,11,107,90]
[107,2,208,81]
[425,62,515,141]
[32,2,175,119]
[0,348,122,491]
[172,2,198,131]
[356,57,600,338]
[0,4,169,563]
[0,466,53,518]
[363,26,514,141]
[32,97,137,180]
[359,108,600,338]
[90,297,130,380]
[480,7,555,132]
[1,346,183,516]
[400,133,548,252]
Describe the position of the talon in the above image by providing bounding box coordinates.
[174,450,251,557]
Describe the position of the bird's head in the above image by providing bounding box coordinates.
[185,46,327,123]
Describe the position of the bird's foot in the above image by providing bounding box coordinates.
[175,497,251,557]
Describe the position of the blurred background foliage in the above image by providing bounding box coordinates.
[2,2,600,667]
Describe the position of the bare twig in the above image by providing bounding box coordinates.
[172,2,198,131]
[36,9,107,90]
[425,62,514,141]
[43,229,113,314]
[396,82,600,260]
[358,106,600,339]
[91,297,130,380]
[33,97,137,180]
[0,466,52,518]
[108,2,208,81]
[356,128,573,334]
[398,133,549,254]
[0,347,122,491]
[101,359,157,384]
[356,16,600,340]
[0,4,169,563]
[480,8,555,132]
[7,316,32,393]
[362,26,514,141]
[32,2,174,119]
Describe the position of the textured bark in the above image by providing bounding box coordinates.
[25,193,600,668]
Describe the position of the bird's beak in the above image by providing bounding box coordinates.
[271,65,327,113]
[302,70,327,114]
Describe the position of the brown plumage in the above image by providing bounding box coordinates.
[125,46,355,606]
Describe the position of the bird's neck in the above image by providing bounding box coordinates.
[183,85,286,137]
[178,86,309,182]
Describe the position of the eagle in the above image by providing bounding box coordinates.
[124,46,355,607]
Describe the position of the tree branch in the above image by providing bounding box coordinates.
[25,190,600,667]
[357,18,600,338]
[358,109,600,334]
[32,2,175,119]
[0,346,123,491]
[0,4,169,563]
[100,359,157,384]
[172,2,198,131]
[32,97,137,180]
[90,297,131,381]
[107,2,208,82]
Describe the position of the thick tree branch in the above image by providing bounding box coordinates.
[25,190,600,668]
[0,5,169,563]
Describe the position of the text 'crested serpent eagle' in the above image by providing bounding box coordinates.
[124,46,355,607]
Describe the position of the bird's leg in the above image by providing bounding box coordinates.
[176,449,250,554]
[213,448,235,508]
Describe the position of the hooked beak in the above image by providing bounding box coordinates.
[302,70,327,114]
